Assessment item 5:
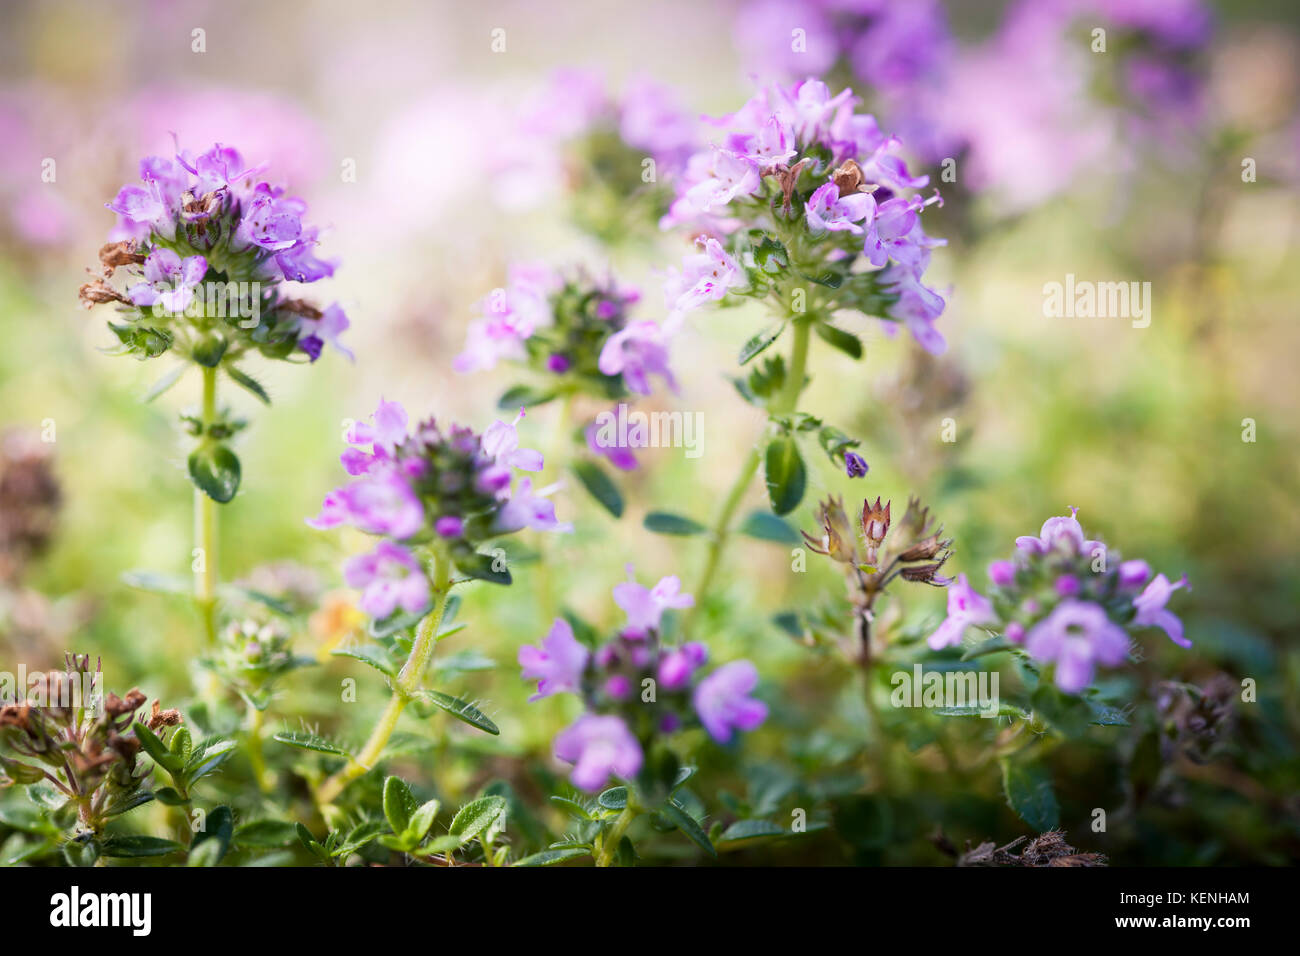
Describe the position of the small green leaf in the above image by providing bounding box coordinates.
[225,365,271,404]
[449,796,507,843]
[234,819,299,848]
[814,321,862,358]
[662,799,716,858]
[407,799,440,844]
[332,644,396,677]
[188,805,234,867]
[513,847,590,867]
[1000,757,1060,832]
[133,722,183,775]
[383,776,418,835]
[271,731,349,756]
[456,550,512,586]
[739,324,785,365]
[143,364,186,402]
[571,461,624,518]
[415,691,499,735]
[737,510,801,544]
[121,570,189,595]
[717,819,786,847]
[188,442,241,503]
[597,786,628,811]
[100,835,182,858]
[191,333,228,368]
[643,511,707,536]
[550,795,595,820]
[497,385,556,410]
[764,436,806,516]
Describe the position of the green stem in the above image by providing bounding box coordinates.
[596,805,638,867]
[534,393,574,622]
[317,552,453,805]
[247,706,270,793]
[689,319,813,617]
[195,364,218,648]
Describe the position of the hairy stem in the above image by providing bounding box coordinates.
[595,805,638,867]
[690,319,813,618]
[317,552,453,805]
[195,364,219,648]
[247,705,270,793]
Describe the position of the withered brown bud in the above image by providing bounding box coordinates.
[771,158,811,214]
[147,699,183,731]
[897,532,952,563]
[831,159,872,196]
[97,240,145,275]
[78,279,129,309]
[280,298,323,320]
[899,552,951,585]
[104,688,146,719]
[802,495,858,564]
[860,497,890,547]
[0,703,31,730]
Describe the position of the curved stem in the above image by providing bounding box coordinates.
[595,805,638,867]
[689,319,813,618]
[316,552,453,805]
[194,364,219,648]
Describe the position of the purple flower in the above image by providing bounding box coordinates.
[343,541,430,619]
[1132,573,1191,648]
[553,714,643,791]
[657,642,708,691]
[106,183,168,236]
[693,661,768,744]
[988,560,1016,587]
[519,618,589,702]
[127,248,207,313]
[611,566,694,636]
[1055,574,1081,597]
[806,181,876,235]
[927,573,996,650]
[666,148,762,226]
[664,237,742,315]
[298,302,352,362]
[339,399,408,476]
[435,515,464,538]
[496,478,573,534]
[1015,508,1103,558]
[844,451,869,478]
[481,408,544,473]
[308,468,424,540]
[597,320,678,396]
[585,418,639,471]
[453,266,554,373]
[275,227,337,283]
[1025,600,1131,694]
[232,182,303,252]
[1118,559,1151,588]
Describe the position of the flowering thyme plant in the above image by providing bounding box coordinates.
[78,143,349,650]
[929,508,1190,695]
[306,398,568,805]
[519,568,766,865]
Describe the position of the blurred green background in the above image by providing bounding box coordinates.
[1,0,1297,864]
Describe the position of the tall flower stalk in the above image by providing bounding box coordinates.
[80,143,351,649]
[651,78,950,616]
[307,399,569,805]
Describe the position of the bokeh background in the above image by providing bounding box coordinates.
[2,0,1298,864]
